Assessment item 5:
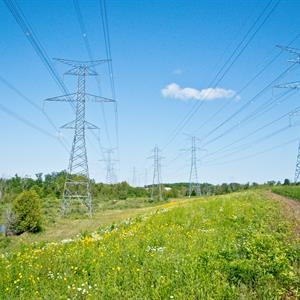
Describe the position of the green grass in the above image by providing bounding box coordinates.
[272,186,300,201]
[0,191,299,299]
[0,203,169,254]
[0,202,8,224]
[0,195,170,253]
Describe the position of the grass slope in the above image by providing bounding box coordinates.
[0,191,299,299]
[0,203,167,253]
[272,186,300,202]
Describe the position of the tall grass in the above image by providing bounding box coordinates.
[272,186,300,201]
[0,191,299,299]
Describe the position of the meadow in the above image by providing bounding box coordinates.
[272,186,300,201]
[0,198,166,253]
[0,191,299,299]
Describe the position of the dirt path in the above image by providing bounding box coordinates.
[266,191,300,235]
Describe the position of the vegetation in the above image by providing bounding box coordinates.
[0,204,162,254]
[0,171,270,226]
[0,191,299,299]
[8,190,43,234]
[272,186,300,201]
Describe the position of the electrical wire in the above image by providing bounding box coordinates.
[162,0,280,150]
[0,74,70,151]
[73,0,112,146]
[202,137,298,167]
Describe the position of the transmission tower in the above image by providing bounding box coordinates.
[100,148,118,184]
[45,58,115,214]
[182,135,204,197]
[148,145,164,201]
[294,141,300,183]
[276,45,300,183]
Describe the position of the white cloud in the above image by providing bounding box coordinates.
[161,83,238,101]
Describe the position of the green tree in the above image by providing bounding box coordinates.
[11,190,43,233]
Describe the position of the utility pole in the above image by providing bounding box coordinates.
[100,148,118,184]
[45,58,115,215]
[182,135,204,197]
[148,145,164,201]
[276,45,300,183]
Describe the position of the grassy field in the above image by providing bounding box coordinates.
[0,199,171,253]
[0,191,299,299]
[272,186,300,201]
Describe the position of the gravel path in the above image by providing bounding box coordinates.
[266,191,300,236]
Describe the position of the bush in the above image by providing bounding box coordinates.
[10,190,43,234]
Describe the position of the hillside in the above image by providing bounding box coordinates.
[0,191,299,299]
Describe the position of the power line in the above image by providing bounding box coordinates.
[3,0,75,110]
[275,45,300,183]
[5,0,106,176]
[200,63,296,148]
[0,74,70,151]
[203,123,293,165]
[201,93,297,160]
[162,0,280,150]
[163,82,294,177]
[0,102,69,153]
[99,0,120,161]
[202,137,299,167]
[73,0,112,145]
[194,33,300,135]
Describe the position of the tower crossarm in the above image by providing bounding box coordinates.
[60,120,99,130]
[86,93,115,103]
[277,45,300,57]
[53,58,111,68]
[275,81,300,89]
[45,93,77,102]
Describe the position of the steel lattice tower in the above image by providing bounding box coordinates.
[46,58,115,214]
[148,145,164,201]
[188,136,201,197]
[275,45,300,183]
[294,141,300,183]
[100,148,118,184]
[181,135,203,197]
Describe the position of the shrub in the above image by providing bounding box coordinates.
[10,190,43,234]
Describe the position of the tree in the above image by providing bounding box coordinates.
[10,190,43,234]
[283,178,290,186]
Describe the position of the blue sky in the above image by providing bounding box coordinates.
[1,0,300,184]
